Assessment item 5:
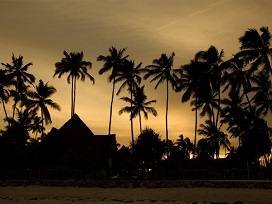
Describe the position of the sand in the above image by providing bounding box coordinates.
[0,185,271,204]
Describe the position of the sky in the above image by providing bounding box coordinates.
[0,0,272,147]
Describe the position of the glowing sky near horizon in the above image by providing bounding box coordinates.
[0,0,271,147]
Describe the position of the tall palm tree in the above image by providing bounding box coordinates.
[236,27,272,75]
[97,46,128,135]
[178,59,210,155]
[1,54,35,119]
[144,52,178,153]
[119,85,157,133]
[115,59,142,145]
[54,51,94,117]
[195,46,225,127]
[26,80,61,136]
[115,59,142,95]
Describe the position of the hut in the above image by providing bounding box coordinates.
[37,114,117,169]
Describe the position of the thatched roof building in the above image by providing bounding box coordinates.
[37,114,117,169]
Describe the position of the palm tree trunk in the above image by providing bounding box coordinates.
[108,79,115,135]
[12,89,18,119]
[2,100,9,122]
[193,95,198,157]
[265,54,272,75]
[73,77,77,115]
[166,80,169,156]
[215,83,221,128]
[242,81,253,112]
[244,91,253,113]
[71,75,74,117]
[130,85,134,146]
[41,110,44,137]
[12,81,19,119]
[139,110,142,133]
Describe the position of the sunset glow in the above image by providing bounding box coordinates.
[1,0,271,147]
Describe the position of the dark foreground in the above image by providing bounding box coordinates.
[0,180,272,203]
[0,184,272,204]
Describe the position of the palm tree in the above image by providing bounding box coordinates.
[221,92,249,146]
[30,116,44,139]
[217,129,231,157]
[195,46,225,127]
[175,134,194,159]
[115,59,142,145]
[236,27,272,75]
[4,108,35,147]
[221,56,253,109]
[54,50,94,117]
[192,92,218,122]
[222,101,271,164]
[250,71,272,117]
[178,59,210,155]
[97,46,128,135]
[119,85,157,133]
[144,52,178,154]
[196,138,213,158]
[1,54,35,119]
[115,59,143,95]
[26,80,61,136]
[198,120,230,158]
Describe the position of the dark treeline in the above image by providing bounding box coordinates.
[0,27,271,174]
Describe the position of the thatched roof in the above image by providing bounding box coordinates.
[39,114,117,169]
[59,114,94,146]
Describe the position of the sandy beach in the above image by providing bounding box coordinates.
[0,185,271,204]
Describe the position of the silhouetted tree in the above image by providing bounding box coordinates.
[145,52,178,154]
[97,46,128,135]
[221,57,253,109]
[119,85,157,133]
[196,138,213,158]
[221,92,248,146]
[1,108,36,167]
[1,54,35,119]
[198,120,230,158]
[221,92,271,164]
[178,59,210,155]
[236,26,272,75]
[195,46,225,127]
[29,115,44,139]
[115,59,142,145]
[54,51,94,117]
[133,127,165,167]
[175,134,194,159]
[25,80,61,136]
[250,71,272,117]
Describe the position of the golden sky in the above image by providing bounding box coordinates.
[1,0,271,146]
